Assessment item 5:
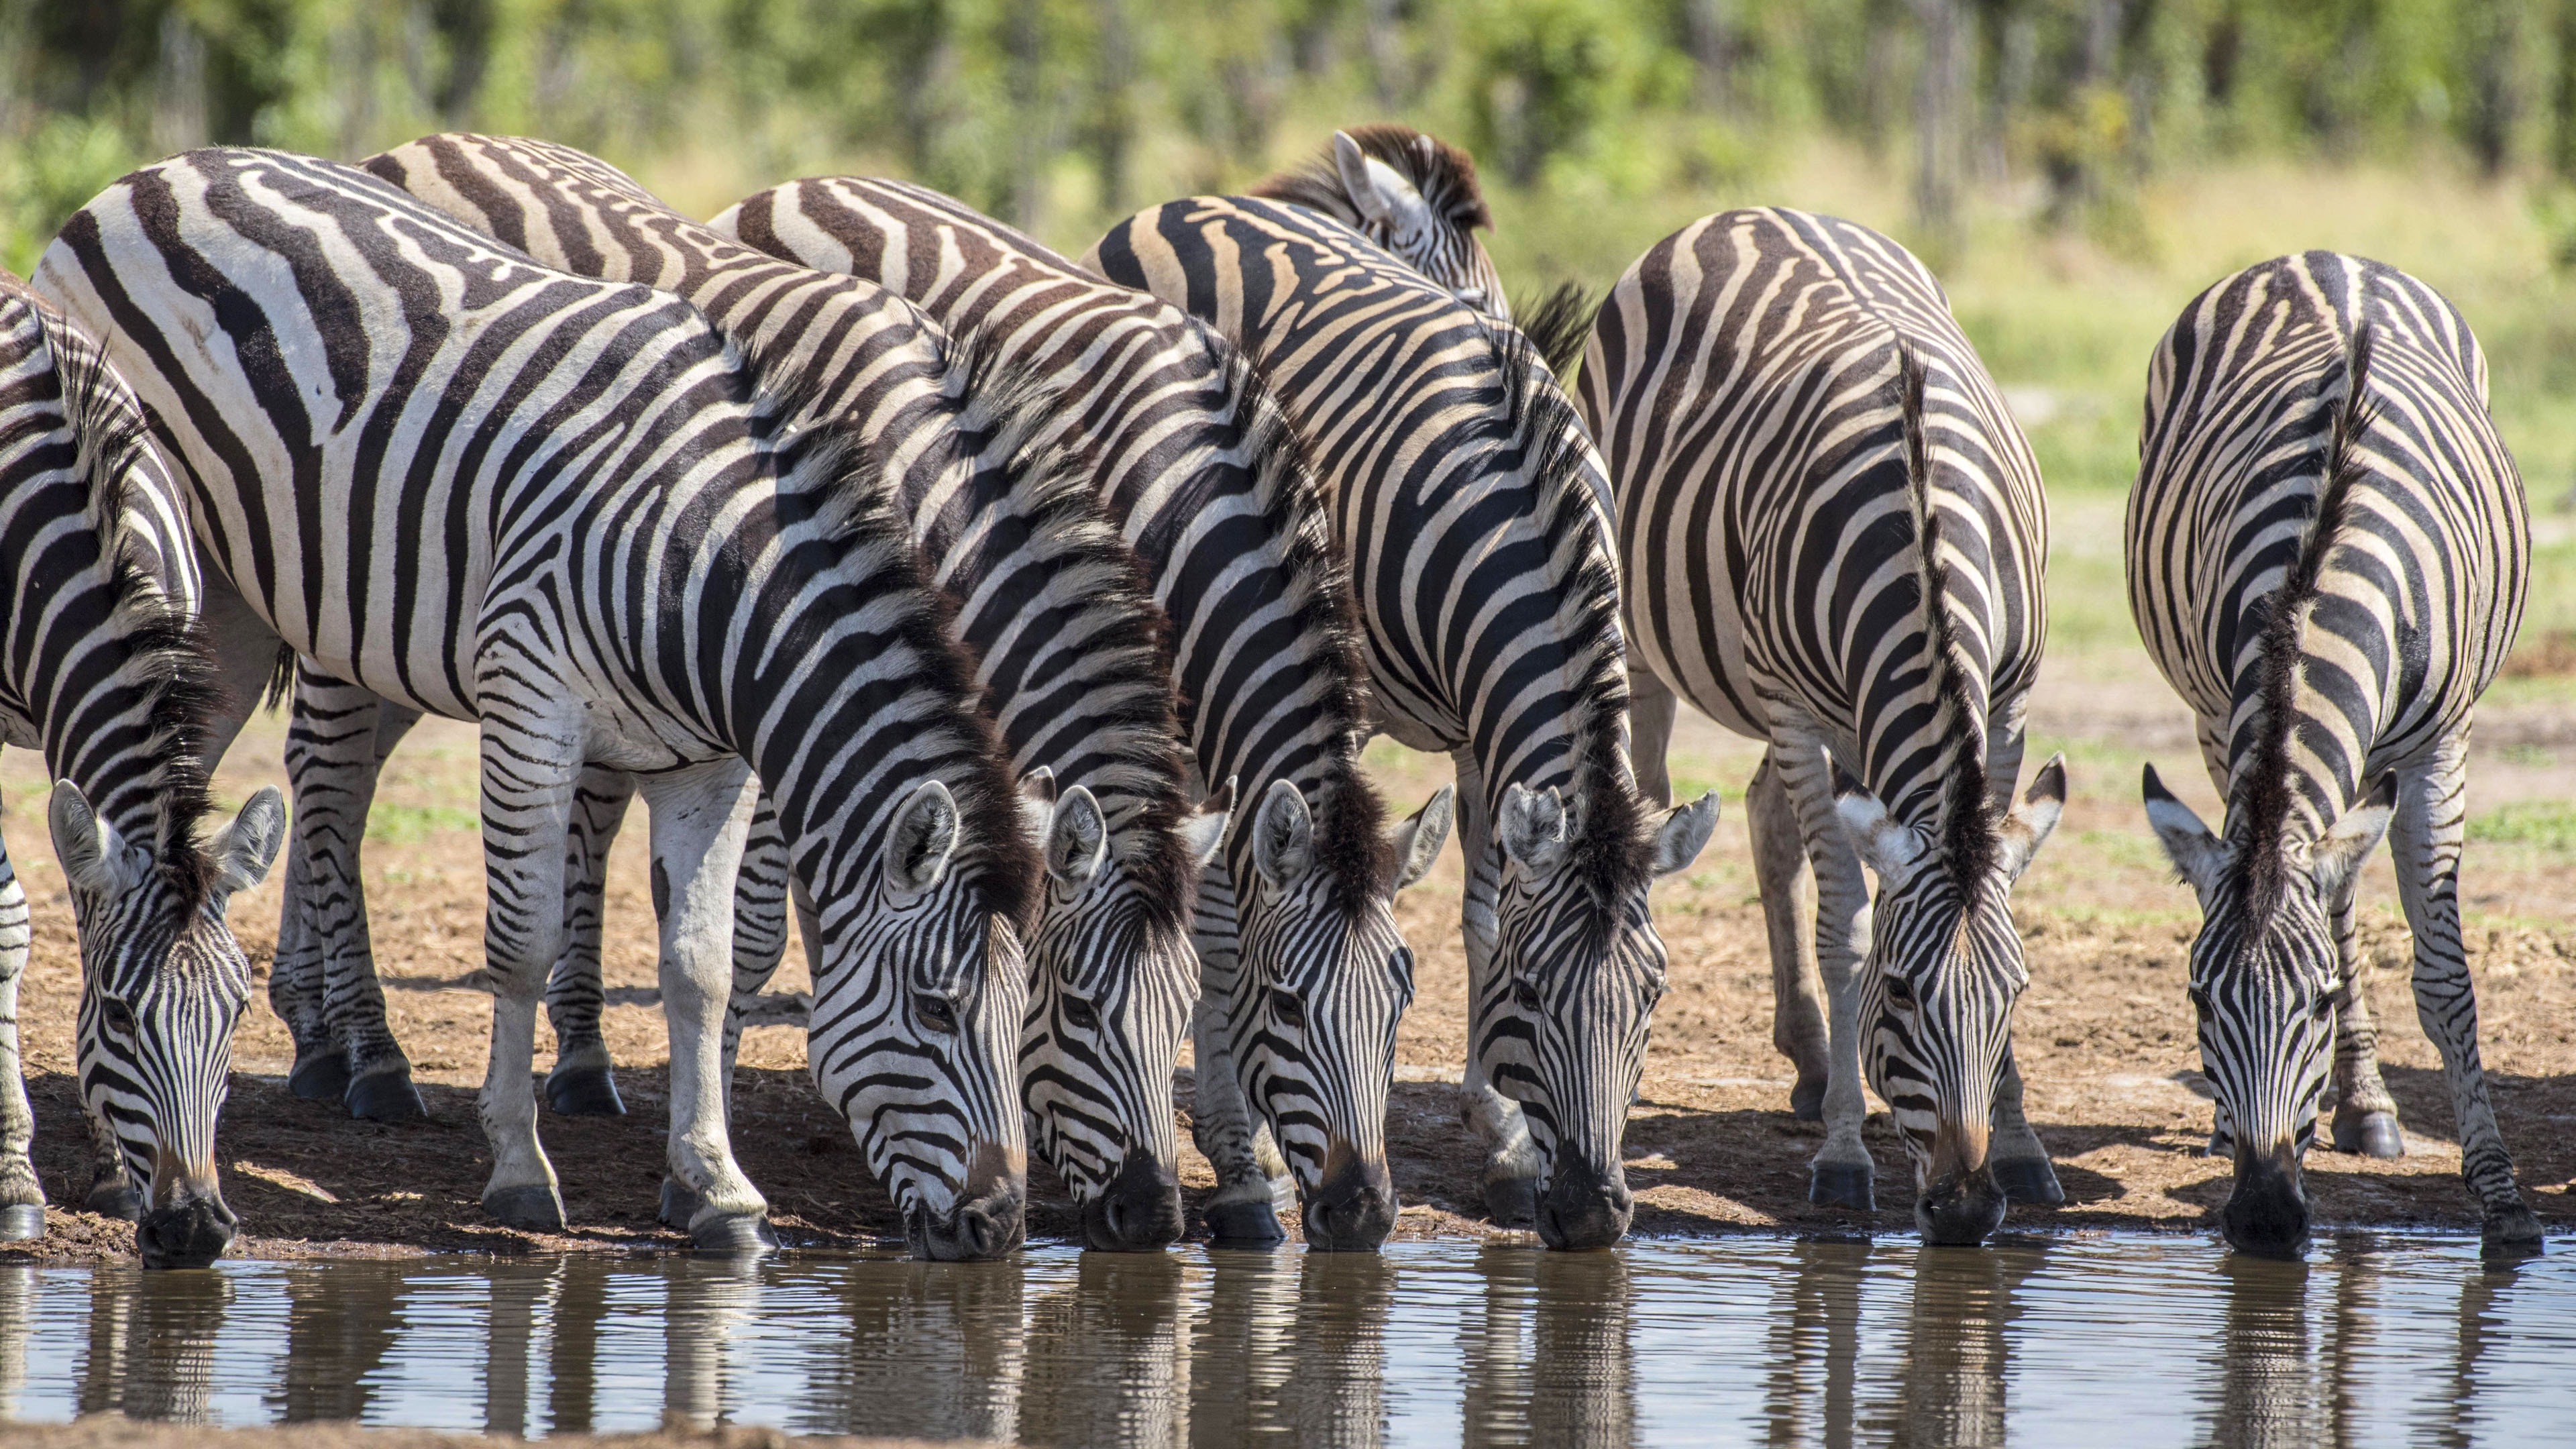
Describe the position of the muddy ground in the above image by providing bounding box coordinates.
[2,602,2574,1263]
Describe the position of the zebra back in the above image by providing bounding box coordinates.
[1252,126,1509,321]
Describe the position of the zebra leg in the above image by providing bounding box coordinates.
[1746,751,1829,1120]
[472,701,585,1234]
[637,761,775,1252]
[1770,727,1879,1212]
[2326,872,2404,1158]
[1188,863,1288,1245]
[661,794,794,1228]
[83,1096,140,1220]
[266,818,335,1102]
[543,767,636,1118]
[1628,654,1679,808]
[1450,750,1544,1225]
[2389,751,2540,1249]
[1987,1044,2063,1205]
[0,841,40,1239]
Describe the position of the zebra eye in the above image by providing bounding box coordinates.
[1268,987,1306,1030]
[1882,973,1915,1009]
[1513,976,1541,1012]
[1061,994,1101,1031]
[2310,993,2337,1022]
[98,996,136,1036]
[913,993,959,1036]
[2189,986,2214,1021]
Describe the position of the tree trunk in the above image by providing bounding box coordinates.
[1914,0,1966,242]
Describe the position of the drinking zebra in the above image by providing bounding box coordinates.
[2129,252,2540,1254]
[1251,126,1511,320]
[0,273,284,1267]
[40,147,1036,1257]
[1580,209,2065,1244]
[710,174,1453,1249]
[343,132,1210,1250]
[1091,196,1719,1250]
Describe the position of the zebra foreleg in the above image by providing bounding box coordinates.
[2326,869,2404,1158]
[2390,751,2540,1250]
[661,795,796,1228]
[0,843,41,1238]
[1770,726,1880,1213]
[1746,751,1829,1120]
[1187,864,1289,1244]
[1987,1044,2063,1205]
[637,761,775,1252]
[471,700,585,1234]
[1449,751,1544,1225]
[543,767,637,1118]
[1627,655,1679,808]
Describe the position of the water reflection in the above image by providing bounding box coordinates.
[0,1235,2563,1444]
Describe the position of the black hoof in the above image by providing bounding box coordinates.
[484,1184,566,1232]
[1809,1161,1875,1212]
[546,1064,627,1117]
[1481,1175,1539,1228]
[1789,1077,1827,1122]
[345,1069,425,1123]
[690,1212,780,1254]
[1203,1198,1286,1247]
[659,1177,706,1228]
[86,1182,143,1222]
[287,1050,354,1102]
[0,1203,42,1240]
[2332,1110,2405,1159]
[1993,1155,2065,1207]
[2483,1203,2544,1255]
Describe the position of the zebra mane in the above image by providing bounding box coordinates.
[1492,324,1654,910]
[1896,343,1997,890]
[729,329,1044,928]
[1189,317,1393,901]
[1,274,222,895]
[1252,124,1495,235]
[1511,282,1599,384]
[2235,321,2380,922]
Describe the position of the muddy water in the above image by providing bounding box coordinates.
[0,1233,2565,1444]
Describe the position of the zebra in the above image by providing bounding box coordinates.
[1089,195,1720,1250]
[710,174,1455,1249]
[39,146,1037,1258]
[1578,209,2067,1244]
[1251,126,1511,321]
[327,133,1213,1252]
[2129,252,2540,1255]
[0,273,285,1267]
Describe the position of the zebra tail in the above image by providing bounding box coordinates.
[1510,282,1599,384]
[1897,341,1996,885]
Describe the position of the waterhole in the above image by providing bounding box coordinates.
[0,1233,2566,1444]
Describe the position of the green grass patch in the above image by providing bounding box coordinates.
[366,804,481,846]
[2466,800,2576,853]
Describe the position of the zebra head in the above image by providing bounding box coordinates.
[1256,127,1510,319]
[815,778,1034,1262]
[48,781,284,1269]
[1486,781,1719,1250]
[1016,771,1227,1252]
[1835,755,2066,1246]
[1230,777,1451,1250]
[2143,765,2396,1258]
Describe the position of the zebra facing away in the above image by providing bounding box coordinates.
[334,132,1212,1252]
[1580,209,2067,1244]
[1090,197,1720,1250]
[710,175,1454,1250]
[1250,126,1511,321]
[0,274,284,1267]
[2129,253,2540,1254]
[40,148,1038,1258]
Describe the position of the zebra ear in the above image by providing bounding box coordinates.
[2311,773,2397,900]
[1387,784,1454,892]
[1833,778,1924,881]
[1651,790,1721,877]
[1179,789,1232,867]
[2142,762,2224,896]
[1334,131,1431,237]
[1499,783,1571,873]
[1044,786,1110,887]
[884,780,961,898]
[1251,778,1314,888]
[1994,753,2067,883]
[209,787,287,901]
[48,780,138,898]
[1016,767,1057,846]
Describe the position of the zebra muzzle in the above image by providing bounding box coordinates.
[1303,1138,1396,1252]
[1083,1149,1183,1252]
[1534,1162,1634,1252]
[137,1177,237,1270]
[2221,1142,2309,1259]
[908,1144,1027,1263]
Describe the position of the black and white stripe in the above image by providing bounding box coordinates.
[2131,252,2538,1254]
[712,174,1452,1250]
[0,272,284,1268]
[38,147,1036,1258]
[1090,195,1718,1250]
[1580,209,2064,1244]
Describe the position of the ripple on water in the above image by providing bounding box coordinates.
[0,1232,2567,1444]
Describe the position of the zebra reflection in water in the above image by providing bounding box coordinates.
[1462,1246,1638,1449]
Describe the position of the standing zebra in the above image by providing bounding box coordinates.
[711,175,1452,1248]
[2129,252,2540,1254]
[1250,127,1511,320]
[1091,196,1719,1249]
[40,147,1036,1258]
[336,133,1212,1250]
[1580,209,2066,1243]
[0,274,284,1267]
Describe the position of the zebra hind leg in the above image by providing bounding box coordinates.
[1770,729,1878,1212]
[2324,879,2404,1158]
[1187,867,1287,1244]
[472,698,585,1234]
[1746,751,1829,1120]
[0,843,40,1238]
[544,767,636,1118]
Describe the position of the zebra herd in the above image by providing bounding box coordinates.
[0,122,2540,1271]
